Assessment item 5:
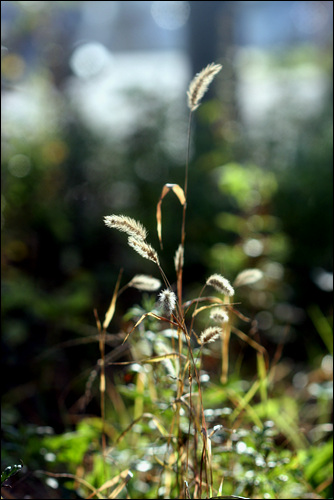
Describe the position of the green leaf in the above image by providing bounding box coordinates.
[304,439,333,485]
[1,464,22,485]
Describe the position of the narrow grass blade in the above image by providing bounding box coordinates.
[221,321,231,384]
[192,302,227,318]
[208,496,250,499]
[257,352,268,402]
[231,326,269,369]
[184,480,191,499]
[115,413,169,445]
[122,312,180,344]
[91,469,132,494]
[1,464,22,485]
[228,380,263,428]
[308,304,333,354]
[103,268,123,330]
[107,352,187,366]
[38,472,103,499]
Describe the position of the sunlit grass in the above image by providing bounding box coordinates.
[2,61,332,500]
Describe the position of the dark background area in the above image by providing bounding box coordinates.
[1,1,333,496]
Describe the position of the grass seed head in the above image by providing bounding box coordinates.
[234,268,264,288]
[128,274,161,291]
[210,308,229,324]
[104,214,148,240]
[128,237,160,265]
[187,62,222,111]
[158,289,177,315]
[174,244,184,273]
[200,326,223,345]
[206,273,235,296]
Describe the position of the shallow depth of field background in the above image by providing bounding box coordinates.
[1,1,333,498]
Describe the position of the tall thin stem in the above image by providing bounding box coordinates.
[183,111,193,219]
[177,111,193,309]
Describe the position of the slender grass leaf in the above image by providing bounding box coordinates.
[1,464,22,485]
[308,304,333,354]
[103,268,123,330]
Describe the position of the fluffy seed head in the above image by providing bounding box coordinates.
[128,237,160,265]
[233,269,263,288]
[158,289,177,315]
[199,326,222,345]
[206,274,234,296]
[210,308,229,324]
[187,62,222,111]
[174,244,184,273]
[104,215,147,240]
[128,274,161,291]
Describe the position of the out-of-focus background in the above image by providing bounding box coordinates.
[1,1,333,498]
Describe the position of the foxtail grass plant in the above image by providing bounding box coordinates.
[93,62,267,499]
[21,61,332,500]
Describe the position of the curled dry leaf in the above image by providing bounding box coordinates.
[156,183,186,249]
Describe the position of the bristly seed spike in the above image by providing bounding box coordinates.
[127,236,160,265]
[104,214,148,241]
[200,326,223,345]
[206,273,234,296]
[187,62,222,112]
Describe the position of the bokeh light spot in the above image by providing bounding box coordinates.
[256,310,274,330]
[311,267,333,292]
[8,154,31,178]
[243,238,264,257]
[69,42,112,79]
[45,477,59,489]
[1,53,25,80]
[151,1,190,30]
